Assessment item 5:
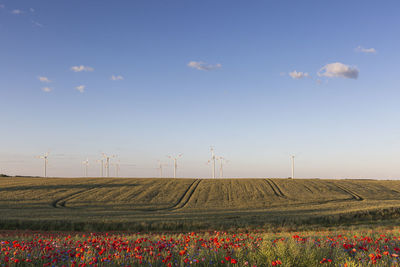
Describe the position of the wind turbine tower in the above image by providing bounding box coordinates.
[168,154,182,178]
[102,153,116,177]
[113,160,120,177]
[217,156,227,178]
[97,159,104,177]
[36,152,49,177]
[291,155,295,179]
[82,158,89,177]
[157,160,166,178]
[210,146,216,179]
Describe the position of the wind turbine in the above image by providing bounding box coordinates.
[209,146,216,178]
[157,160,167,178]
[97,159,104,177]
[82,158,89,177]
[167,154,182,178]
[112,160,120,177]
[36,152,49,177]
[102,153,116,177]
[291,155,295,179]
[217,156,228,178]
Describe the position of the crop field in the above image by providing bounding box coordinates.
[2,177,400,231]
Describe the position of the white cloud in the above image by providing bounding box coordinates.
[318,62,359,79]
[32,20,43,27]
[29,8,35,13]
[356,46,376,54]
[11,9,23,14]
[75,85,85,93]
[0,4,5,9]
[42,87,52,92]
[71,65,94,72]
[289,70,309,79]
[38,76,51,83]
[111,75,124,81]
[187,61,222,71]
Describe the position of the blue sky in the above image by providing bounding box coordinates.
[1,0,399,178]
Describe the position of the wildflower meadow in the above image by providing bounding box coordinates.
[2,227,400,266]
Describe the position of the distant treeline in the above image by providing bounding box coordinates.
[0,174,42,178]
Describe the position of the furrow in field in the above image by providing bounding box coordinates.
[52,189,93,208]
[171,179,202,210]
[52,181,115,208]
[167,179,281,210]
[132,179,201,212]
[302,184,314,193]
[334,180,400,200]
[265,179,285,198]
[268,179,286,197]
[333,184,364,201]
[311,180,356,201]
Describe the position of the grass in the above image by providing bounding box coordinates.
[2,177,400,231]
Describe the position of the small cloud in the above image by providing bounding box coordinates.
[42,87,52,92]
[71,65,94,72]
[0,4,5,9]
[111,75,124,81]
[289,70,309,79]
[32,20,43,27]
[75,85,85,93]
[187,61,222,71]
[11,9,23,15]
[356,46,376,54]
[38,76,51,83]
[318,62,359,79]
[29,8,35,13]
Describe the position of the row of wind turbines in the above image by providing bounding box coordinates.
[156,147,230,179]
[35,148,297,178]
[36,152,120,178]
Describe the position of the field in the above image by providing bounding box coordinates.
[3,227,400,266]
[2,177,400,231]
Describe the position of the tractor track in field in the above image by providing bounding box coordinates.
[335,184,364,201]
[265,179,286,198]
[134,179,202,212]
[302,184,314,194]
[320,180,364,201]
[51,181,114,208]
[171,179,202,210]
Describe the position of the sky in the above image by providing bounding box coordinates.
[0,0,400,178]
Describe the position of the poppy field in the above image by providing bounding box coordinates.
[2,228,400,266]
